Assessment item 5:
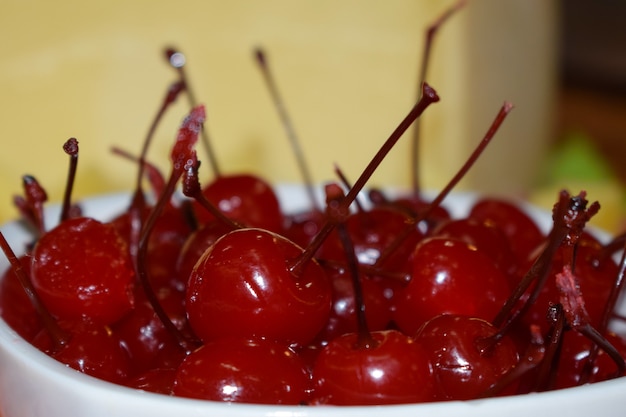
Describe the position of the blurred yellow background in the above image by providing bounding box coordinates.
[0,0,557,223]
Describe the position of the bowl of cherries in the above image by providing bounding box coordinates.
[1,82,626,417]
[2,5,626,414]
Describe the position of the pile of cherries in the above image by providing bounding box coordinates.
[2,3,626,407]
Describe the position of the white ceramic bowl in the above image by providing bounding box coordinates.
[1,185,625,417]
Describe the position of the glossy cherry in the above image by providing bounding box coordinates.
[172,337,311,404]
[30,217,135,325]
[192,174,284,233]
[312,329,436,405]
[186,227,332,346]
[33,319,133,385]
[392,236,511,335]
[416,314,519,400]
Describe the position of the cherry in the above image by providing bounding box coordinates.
[113,286,188,375]
[392,236,511,335]
[554,330,626,389]
[30,217,135,325]
[191,173,284,233]
[110,204,193,292]
[521,235,618,333]
[415,314,519,401]
[0,255,41,341]
[186,227,332,346]
[312,329,436,405]
[313,254,393,346]
[310,185,435,405]
[126,368,178,395]
[174,220,233,282]
[469,197,545,266]
[172,338,311,404]
[432,216,519,280]
[33,319,133,385]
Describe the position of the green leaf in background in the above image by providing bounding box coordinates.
[539,131,615,184]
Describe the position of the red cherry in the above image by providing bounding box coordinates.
[0,255,42,341]
[175,220,232,282]
[110,204,193,292]
[555,330,626,389]
[313,265,392,344]
[33,319,133,385]
[432,217,518,280]
[392,237,511,335]
[172,338,311,404]
[113,287,188,374]
[30,217,135,325]
[192,174,284,233]
[312,329,436,405]
[126,368,177,395]
[186,228,331,346]
[520,234,618,334]
[416,314,519,400]
[469,197,545,265]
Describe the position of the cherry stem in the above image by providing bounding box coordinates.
[326,184,377,349]
[317,258,411,284]
[136,168,201,354]
[59,138,79,223]
[420,101,513,220]
[182,158,241,231]
[376,101,513,268]
[255,47,319,212]
[534,304,567,392]
[21,175,48,235]
[134,106,205,353]
[599,238,626,333]
[288,83,439,276]
[334,164,364,213]
[579,237,626,384]
[556,261,626,381]
[165,48,221,178]
[577,323,626,379]
[479,324,546,398]
[111,147,167,199]
[0,232,70,350]
[411,0,466,197]
[135,81,186,196]
[493,191,600,337]
[492,191,577,330]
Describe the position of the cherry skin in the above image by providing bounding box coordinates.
[192,174,284,234]
[172,337,312,404]
[113,286,188,375]
[313,265,392,345]
[415,314,519,400]
[520,235,618,334]
[0,255,42,341]
[469,197,545,266]
[432,217,518,280]
[33,319,133,385]
[110,203,193,292]
[392,237,511,335]
[30,217,135,325]
[555,330,626,389]
[311,329,436,405]
[126,368,178,395]
[175,220,232,283]
[186,228,332,346]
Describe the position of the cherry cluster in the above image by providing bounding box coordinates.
[1,2,626,407]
